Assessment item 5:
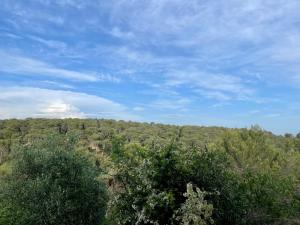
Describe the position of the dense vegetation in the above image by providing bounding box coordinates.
[0,135,107,225]
[0,119,300,225]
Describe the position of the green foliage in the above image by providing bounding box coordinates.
[108,138,300,225]
[174,183,214,225]
[242,172,300,224]
[0,119,299,225]
[0,135,108,225]
[107,143,179,224]
[186,149,250,225]
[108,142,236,225]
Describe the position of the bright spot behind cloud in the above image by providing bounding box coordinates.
[0,86,138,120]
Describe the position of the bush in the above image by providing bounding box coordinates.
[108,139,300,225]
[108,142,247,225]
[0,135,108,225]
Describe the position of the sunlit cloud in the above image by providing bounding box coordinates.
[0,86,139,120]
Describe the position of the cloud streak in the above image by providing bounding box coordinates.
[0,51,120,82]
[166,69,254,101]
[0,86,138,120]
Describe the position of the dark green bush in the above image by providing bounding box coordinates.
[0,135,108,225]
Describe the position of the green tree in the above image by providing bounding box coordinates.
[0,135,108,225]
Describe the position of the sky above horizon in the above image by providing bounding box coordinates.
[0,0,300,134]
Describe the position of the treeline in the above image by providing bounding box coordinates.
[0,119,300,225]
[0,118,299,161]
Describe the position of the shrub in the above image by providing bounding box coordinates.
[107,142,247,225]
[0,135,108,225]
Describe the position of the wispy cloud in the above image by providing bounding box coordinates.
[106,0,300,84]
[166,69,254,101]
[196,90,232,101]
[149,97,191,111]
[28,35,67,50]
[0,51,120,82]
[110,27,135,40]
[40,80,75,89]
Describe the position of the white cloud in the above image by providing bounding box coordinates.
[41,80,74,89]
[28,35,68,50]
[196,90,232,101]
[133,106,144,112]
[265,113,281,118]
[166,70,254,101]
[0,51,120,82]
[0,86,138,120]
[149,97,191,111]
[4,0,300,88]
[106,0,300,86]
[110,27,135,39]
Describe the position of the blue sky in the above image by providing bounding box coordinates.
[0,0,300,134]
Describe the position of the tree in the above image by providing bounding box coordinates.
[284,133,293,138]
[0,135,108,225]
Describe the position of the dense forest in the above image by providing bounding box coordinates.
[0,118,300,225]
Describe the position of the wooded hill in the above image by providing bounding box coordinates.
[0,119,300,225]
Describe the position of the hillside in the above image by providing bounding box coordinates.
[0,119,300,225]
